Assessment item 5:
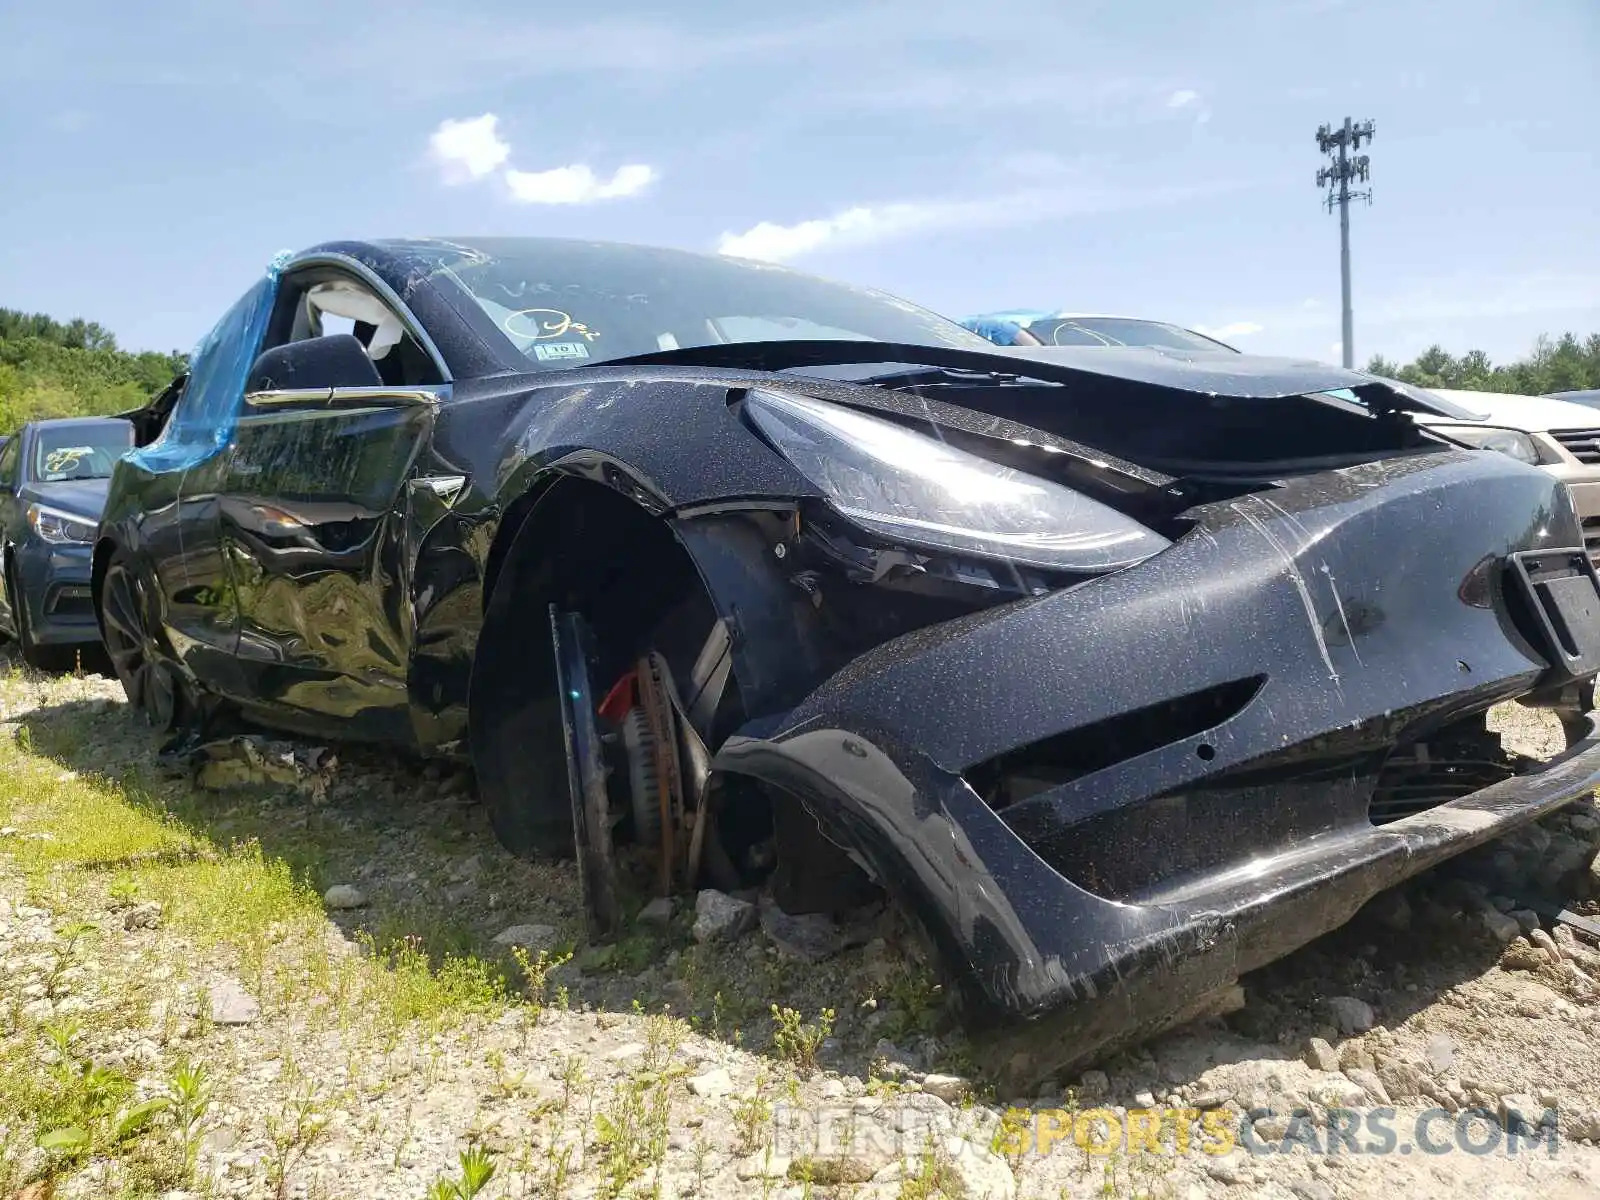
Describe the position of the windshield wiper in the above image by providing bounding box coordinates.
[840,365,1051,389]
[602,338,1055,378]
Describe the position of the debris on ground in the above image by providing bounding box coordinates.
[4,654,1600,1197]
[163,732,339,797]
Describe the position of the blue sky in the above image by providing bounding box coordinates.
[2,0,1596,367]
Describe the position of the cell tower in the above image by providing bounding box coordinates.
[1316,117,1375,368]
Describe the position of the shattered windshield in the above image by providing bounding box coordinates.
[421,238,996,370]
[31,421,133,482]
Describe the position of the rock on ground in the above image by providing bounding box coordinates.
[692,888,756,942]
[490,923,558,950]
[322,884,367,910]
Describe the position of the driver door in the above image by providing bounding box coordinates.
[210,269,447,742]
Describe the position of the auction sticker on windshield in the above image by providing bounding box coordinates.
[532,342,591,362]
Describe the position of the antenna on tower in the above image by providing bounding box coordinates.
[1315,117,1375,368]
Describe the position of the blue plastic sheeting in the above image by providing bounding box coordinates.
[964,309,1058,329]
[958,315,1032,346]
[126,251,292,474]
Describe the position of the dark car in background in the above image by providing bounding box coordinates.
[95,236,1600,1084]
[0,416,133,666]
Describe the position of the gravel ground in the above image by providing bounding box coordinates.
[3,652,1600,1199]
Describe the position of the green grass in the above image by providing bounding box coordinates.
[0,736,510,1023]
[0,719,517,1194]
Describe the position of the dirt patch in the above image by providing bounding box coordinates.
[3,651,1600,1198]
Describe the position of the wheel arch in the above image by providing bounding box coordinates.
[466,463,883,918]
[90,535,118,641]
[466,471,725,857]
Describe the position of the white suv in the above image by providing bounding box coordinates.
[1418,389,1600,568]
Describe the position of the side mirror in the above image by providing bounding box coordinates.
[246,334,383,393]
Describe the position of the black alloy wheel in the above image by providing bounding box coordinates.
[99,551,179,731]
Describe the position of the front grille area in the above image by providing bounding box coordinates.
[1551,428,1600,464]
[1369,726,1518,825]
[1583,518,1600,568]
[45,585,94,619]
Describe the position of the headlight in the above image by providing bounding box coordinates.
[743,387,1170,572]
[26,503,96,544]
[1440,426,1541,464]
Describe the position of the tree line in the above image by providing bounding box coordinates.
[0,307,187,432]
[1366,332,1600,396]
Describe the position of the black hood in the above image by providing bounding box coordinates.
[606,340,1489,420]
[20,477,112,519]
[996,345,1489,414]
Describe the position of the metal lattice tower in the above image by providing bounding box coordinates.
[1315,117,1375,368]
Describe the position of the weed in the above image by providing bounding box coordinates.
[867,1072,907,1099]
[427,1143,498,1198]
[993,1107,1033,1172]
[732,1069,774,1156]
[369,934,508,1035]
[107,873,140,908]
[34,1016,134,1164]
[898,1141,966,1200]
[484,1048,527,1100]
[556,1053,588,1114]
[612,925,664,974]
[770,1005,834,1076]
[166,1058,212,1176]
[883,965,942,1041]
[264,1082,334,1200]
[691,1132,713,1196]
[43,920,96,1000]
[510,944,573,1016]
[593,1069,673,1200]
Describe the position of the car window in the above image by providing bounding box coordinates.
[1031,317,1236,352]
[31,423,134,481]
[262,276,443,389]
[1034,322,1114,347]
[0,436,18,487]
[413,238,994,372]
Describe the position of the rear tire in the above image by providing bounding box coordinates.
[98,547,181,731]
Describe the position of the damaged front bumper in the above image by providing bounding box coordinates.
[697,450,1600,1084]
[715,717,1600,1085]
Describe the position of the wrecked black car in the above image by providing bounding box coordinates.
[95,237,1600,1083]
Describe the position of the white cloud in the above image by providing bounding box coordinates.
[719,205,925,261]
[718,176,1253,263]
[504,163,658,205]
[426,112,656,205]
[1194,321,1264,340]
[1165,87,1213,124]
[428,113,511,183]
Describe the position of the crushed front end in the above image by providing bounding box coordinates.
[561,352,1600,1084]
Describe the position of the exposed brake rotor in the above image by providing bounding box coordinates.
[555,610,736,939]
[619,708,662,844]
[635,651,686,897]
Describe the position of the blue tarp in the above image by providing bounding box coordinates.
[958,315,1034,346]
[126,251,292,474]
